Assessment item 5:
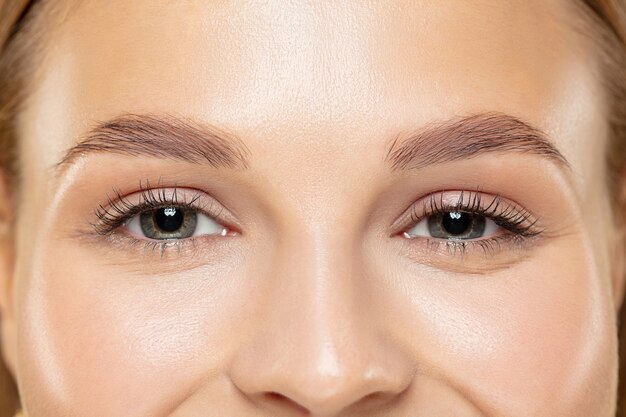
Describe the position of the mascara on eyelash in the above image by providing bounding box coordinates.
[91,184,206,236]
[400,191,544,259]
[407,190,543,239]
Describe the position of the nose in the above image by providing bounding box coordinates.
[228,228,414,416]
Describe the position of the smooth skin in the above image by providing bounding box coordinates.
[0,0,624,416]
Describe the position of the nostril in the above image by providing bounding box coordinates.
[258,386,408,415]
[358,389,407,409]
[263,392,310,415]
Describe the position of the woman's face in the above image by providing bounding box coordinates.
[0,0,623,416]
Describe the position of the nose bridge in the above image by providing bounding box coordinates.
[269,217,368,374]
[229,210,413,415]
[270,189,367,337]
[284,221,363,364]
[292,218,357,314]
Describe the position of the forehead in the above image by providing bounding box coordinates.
[26,0,605,175]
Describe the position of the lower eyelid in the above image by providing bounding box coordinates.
[82,231,240,273]
[396,233,540,274]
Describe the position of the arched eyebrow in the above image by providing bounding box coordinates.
[56,114,251,171]
[385,112,570,171]
[56,112,567,176]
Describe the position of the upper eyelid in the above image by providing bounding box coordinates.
[391,191,540,234]
[92,187,233,235]
[419,191,533,220]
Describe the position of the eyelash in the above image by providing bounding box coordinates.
[92,185,228,253]
[92,185,541,261]
[400,190,542,255]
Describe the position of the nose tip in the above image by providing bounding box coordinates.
[230,341,414,416]
[264,366,410,416]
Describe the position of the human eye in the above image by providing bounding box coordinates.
[91,183,238,254]
[396,190,543,264]
[124,204,226,240]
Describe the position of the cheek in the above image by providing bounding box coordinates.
[15,238,254,417]
[379,235,617,416]
[14,217,618,416]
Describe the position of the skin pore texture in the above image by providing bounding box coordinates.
[0,0,624,416]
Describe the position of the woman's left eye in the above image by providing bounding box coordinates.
[125,206,227,240]
[403,211,500,240]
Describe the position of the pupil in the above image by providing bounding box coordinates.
[442,211,471,235]
[153,207,184,232]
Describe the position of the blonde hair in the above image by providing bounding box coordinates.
[0,1,625,416]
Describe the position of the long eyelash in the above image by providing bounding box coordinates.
[92,180,209,236]
[410,190,542,239]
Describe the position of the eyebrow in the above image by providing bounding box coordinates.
[385,112,569,171]
[56,114,250,171]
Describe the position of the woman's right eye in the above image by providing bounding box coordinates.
[125,206,228,240]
